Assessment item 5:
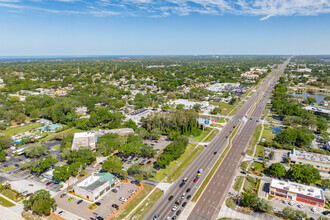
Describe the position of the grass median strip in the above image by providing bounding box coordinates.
[233,176,244,191]
[151,144,196,182]
[192,123,240,202]
[204,129,218,143]
[129,188,163,220]
[167,145,204,183]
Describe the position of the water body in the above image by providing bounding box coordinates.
[269,126,283,135]
[288,93,328,104]
[321,59,330,62]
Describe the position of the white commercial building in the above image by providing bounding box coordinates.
[169,99,209,109]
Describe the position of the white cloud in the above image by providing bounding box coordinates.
[0,0,329,19]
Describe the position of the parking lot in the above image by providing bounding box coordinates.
[54,182,139,220]
[121,136,171,171]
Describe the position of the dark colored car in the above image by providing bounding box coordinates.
[96,217,104,220]
[112,204,119,209]
[225,135,228,138]
[60,193,66,198]
[171,216,176,220]
[147,161,152,164]
[213,151,217,155]
[77,199,83,204]
[182,202,187,207]
[95,202,101,206]
[176,210,181,216]
[169,195,174,201]
[186,188,191,193]
[204,145,208,147]
[179,182,185,188]
[186,195,191,200]
[58,211,64,216]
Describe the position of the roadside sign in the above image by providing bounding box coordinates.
[204,120,210,125]
[211,118,215,122]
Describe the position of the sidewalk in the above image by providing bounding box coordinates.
[0,205,23,220]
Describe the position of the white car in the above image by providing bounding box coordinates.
[181,193,186,199]
[119,197,127,202]
[297,204,304,208]
[289,201,295,206]
[171,205,178,211]
[311,207,317,212]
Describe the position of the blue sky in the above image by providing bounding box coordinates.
[0,0,330,56]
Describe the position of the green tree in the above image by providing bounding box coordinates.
[24,144,48,158]
[0,149,6,162]
[0,135,13,149]
[53,165,70,181]
[305,96,316,105]
[211,107,221,115]
[282,207,307,220]
[150,128,161,140]
[176,104,184,110]
[102,156,126,178]
[286,164,321,184]
[229,97,237,105]
[317,117,328,133]
[23,189,57,216]
[267,163,286,177]
[192,104,201,111]
[134,174,144,183]
[124,119,138,130]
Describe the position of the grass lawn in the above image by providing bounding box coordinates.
[193,129,212,142]
[40,127,83,141]
[262,125,276,142]
[51,144,60,151]
[256,145,264,158]
[0,196,15,207]
[243,176,256,192]
[249,162,265,174]
[0,165,16,172]
[233,176,244,191]
[167,145,204,183]
[225,197,236,210]
[210,102,236,116]
[204,129,219,142]
[192,123,240,202]
[130,187,163,220]
[215,117,227,123]
[1,123,41,136]
[1,189,24,202]
[112,185,154,220]
[151,144,197,182]
[249,125,262,148]
[240,160,250,172]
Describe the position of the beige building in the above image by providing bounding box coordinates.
[289,149,330,172]
[73,173,119,201]
[71,132,96,150]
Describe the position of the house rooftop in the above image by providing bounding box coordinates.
[289,149,330,168]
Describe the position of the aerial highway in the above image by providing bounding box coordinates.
[143,58,291,220]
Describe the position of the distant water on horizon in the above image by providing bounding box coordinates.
[321,59,330,62]
[0,55,142,62]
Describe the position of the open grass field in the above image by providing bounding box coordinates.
[204,129,219,142]
[261,125,276,142]
[240,160,250,172]
[151,144,197,182]
[256,145,264,158]
[1,123,41,136]
[130,187,163,220]
[249,161,265,174]
[40,127,83,141]
[112,185,154,220]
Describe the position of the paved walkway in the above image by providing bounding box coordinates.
[0,194,18,206]
[0,205,23,220]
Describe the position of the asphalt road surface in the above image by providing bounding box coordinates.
[143,58,291,220]
[188,59,290,220]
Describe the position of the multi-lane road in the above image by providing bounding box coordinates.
[144,58,291,220]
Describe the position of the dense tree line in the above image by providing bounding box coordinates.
[156,136,189,168]
[23,189,57,216]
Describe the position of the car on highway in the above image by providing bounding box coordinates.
[181,193,186,199]
[186,188,191,193]
[213,151,217,155]
[93,212,98,217]
[169,195,174,201]
[183,177,188,182]
[198,169,203,174]
[225,135,228,138]
[171,216,176,220]
[77,199,83,205]
[204,145,208,147]
[176,210,181,216]
[179,182,185,188]
[165,217,170,220]
[153,214,160,220]
[186,195,191,200]
[193,177,198,183]
[182,202,187,207]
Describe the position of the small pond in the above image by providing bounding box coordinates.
[288,93,328,104]
[269,126,283,135]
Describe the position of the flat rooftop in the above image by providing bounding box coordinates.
[290,149,330,168]
[271,179,324,200]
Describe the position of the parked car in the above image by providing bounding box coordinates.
[112,204,119,209]
[119,197,127,202]
[95,202,101,206]
[147,160,152,164]
[60,193,66,198]
[58,211,64,216]
[46,182,52,186]
[77,199,83,205]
